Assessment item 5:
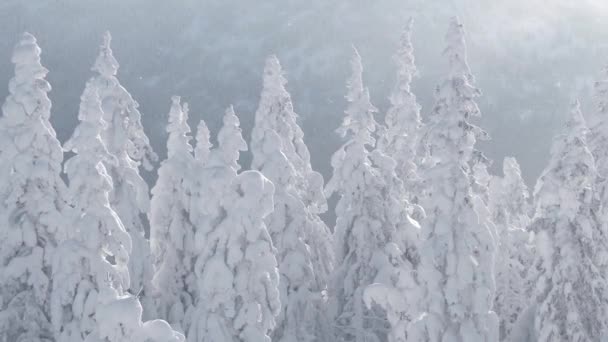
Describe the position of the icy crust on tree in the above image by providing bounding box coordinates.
[0,33,69,342]
[250,55,334,341]
[377,18,423,195]
[149,97,198,332]
[410,18,498,342]
[89,32,156,297]
[325,49,420,342]
[190,170,281,342]
[488,157,533,341]
[524,101,608,342]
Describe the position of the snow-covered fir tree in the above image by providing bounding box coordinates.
[410,17,498,342]
[362,149,422,342]
[326,48,420,342]
[190,168,281,342]
[0,33,69,342]
[376,18,423,201]
[524,101,608,342]
[194,119,212,165]
[51,82,125,340]
[149,96,197,332]
[251,55,334,342]
[216,105,247,171]
[87,32,157,299]
[489,157,534,341]
[54,88,184,341]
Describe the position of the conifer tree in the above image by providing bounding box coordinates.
[149,97,197,332]
[377,18,423,200]
[489,157,533,341]
[526,101,608,342]
[88,32,157,298]
[410,18,498,342]
[326,48,420,342]
[54,89,183,341]
[190,169,281,342]
[251,56,334,342]
[52,87,128,340]
[0,33,69,342]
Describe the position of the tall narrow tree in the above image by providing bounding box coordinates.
[150,97,197,332]
[88,32,157,298]
[251,56,334,342]
[0,33,69,342]
[410,18,498,342]
[54,88,183,342]
[525,101,608,342]
[377,18,423,200]
[326,48,420,342]
[489,157,533,341]
[51,83,125,341]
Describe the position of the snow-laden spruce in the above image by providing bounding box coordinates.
[216,105,248,171]
[251,56,333,283]
[51,83,125,340]
[0,33,69,342]
[251,55,334,342]
[149,97,198,332]
[522,101,608,342]
[88,32,156,299]
[376,18,423,201]
[488,157,534,341]
[55,88,183,341]
[362,149,423,342]
[410,18,498,342]
[252,56,330,214]
[190,168,281,342]
[326,48,421,342]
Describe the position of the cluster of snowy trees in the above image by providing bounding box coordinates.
[1,16,608,342]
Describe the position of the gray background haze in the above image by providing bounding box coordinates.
[2,0,608,187]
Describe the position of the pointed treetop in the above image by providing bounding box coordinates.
[11,32,45,68]
[534,100,596,218]
[347,46,364,99]
[337,47,378,146]
[394,17,416,89]
[92,31,119,77]
[217,105,247,171]
[566,99,587,138]
[263,55,287,88]
[195,119,212,163]
[166,96,192,159]
[503,156,523,180]
[3,32,53,125]
[444,16,473,80]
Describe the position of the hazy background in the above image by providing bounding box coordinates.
[2,0,608,187]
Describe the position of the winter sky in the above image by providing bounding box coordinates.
[1,0,607,184]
